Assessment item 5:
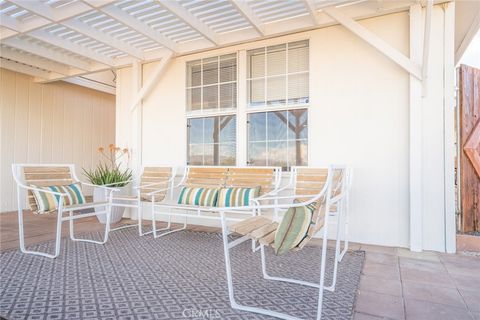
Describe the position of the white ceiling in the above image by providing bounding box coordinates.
[0,0,425,92]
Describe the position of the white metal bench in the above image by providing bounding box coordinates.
[12,163,118,258]
[150,166,282,238]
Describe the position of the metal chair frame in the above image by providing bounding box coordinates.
[12,163,117,259]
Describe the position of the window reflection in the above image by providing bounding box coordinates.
[188,116,237,165]
[248,108,307,170]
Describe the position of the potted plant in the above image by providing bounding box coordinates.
[83,144,133,224]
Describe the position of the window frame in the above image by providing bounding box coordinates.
[185,52,239,117]
[185,51,239,166]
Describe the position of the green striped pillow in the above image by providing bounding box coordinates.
[31,183,86,214]
[274,204,314,256]
[177,187,219,207]
[216,187,260,207]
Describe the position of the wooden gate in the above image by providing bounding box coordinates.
[459,64,480,232]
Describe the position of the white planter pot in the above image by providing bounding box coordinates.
[93,186,128,224]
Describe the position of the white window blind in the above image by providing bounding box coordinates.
[247,40,309,107]
[186,53,237,112]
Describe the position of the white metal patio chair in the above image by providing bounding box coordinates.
[12,164,117,259]
[287,166,353,291]
[108,166,176,236]
[217,166,335,320]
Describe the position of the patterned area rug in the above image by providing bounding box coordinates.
[0,228,364,320]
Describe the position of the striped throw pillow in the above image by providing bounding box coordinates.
[31,183,86,214]
[295,202,322,250]
[274,204,314,256]
[177,187,219,207]
[216,187,260,207]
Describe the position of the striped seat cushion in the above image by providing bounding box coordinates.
[177,187,219,207]
[30,183,86,214]
[274,202,318,256]
[216,187,260,207]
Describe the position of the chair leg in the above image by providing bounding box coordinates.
[153,214,187,238]
[69,205,110,244]
[17,207,61,259]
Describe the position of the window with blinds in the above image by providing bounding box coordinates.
[247,40,309,108]
[187,115,236,165]
[186,53,237,112]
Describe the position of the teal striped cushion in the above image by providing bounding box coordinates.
[177,187,219,207]
[31,183,86,214]
[216,187,260,207]
[274,204,314,256]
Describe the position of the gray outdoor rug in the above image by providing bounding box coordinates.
[0,228,364,320]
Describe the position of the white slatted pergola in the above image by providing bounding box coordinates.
[1,0,437,88]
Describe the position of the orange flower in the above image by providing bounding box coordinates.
[123,148,129,153]
[98,147,105,152]
[109,144,115,150]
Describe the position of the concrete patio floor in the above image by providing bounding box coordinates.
[1,211,479,320]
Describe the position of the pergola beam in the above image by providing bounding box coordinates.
[130,53,173,112]
[455,8,480,65]
[0,46,80,76]
[0,57,62,79]
[229,0,265,35]
[1,37,92,71]
[303,0,320,25]
[94,4,178,53]
[323,6,422,80]
[28,29,116,67]
[158,0,218,45]
[8,0,145,60]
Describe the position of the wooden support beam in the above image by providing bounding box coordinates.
[323,6,422,80]
[28,29,116,67]
[0,45,80,76]
[455,9,480,65]
[1,37,93,71]
[129,53,173,112]
[9,0,145,60]
[303,0,320,25]
[229,0,266,35]
[95,4,178,53]
[0,57,62,79]
[158,0,218,45]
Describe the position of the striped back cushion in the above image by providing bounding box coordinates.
[177,187,219,207]
[294,202,323,250]
[216,187,260,207]
[274,204,315,256]
[30,183,86,214]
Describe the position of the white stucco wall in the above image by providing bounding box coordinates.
[116,7,454,251]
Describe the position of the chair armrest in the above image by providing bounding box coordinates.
[254,183,292,200]
[254,194,317,202]
[80,182,120,192]
[145,185,176,196]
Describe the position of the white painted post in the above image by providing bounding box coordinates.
[237,50,248,166]
[409,4,423,252]
[131,60,143,175]
[129,60,142,219]
[443,2,457,253]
